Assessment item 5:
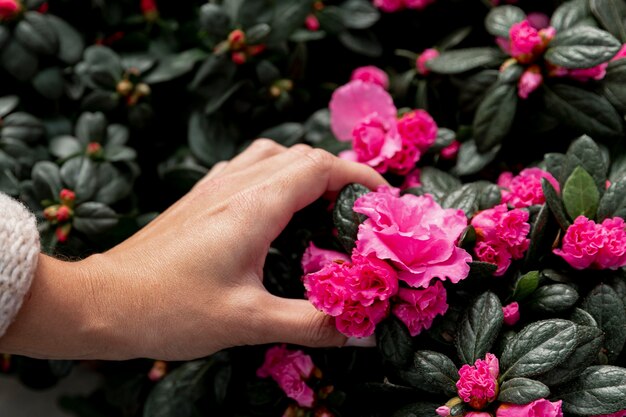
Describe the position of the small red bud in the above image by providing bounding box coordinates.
[59,188,76,205]
[55,223,72,243]
[305,14,320,31]
[86,142,103,157]
[313,1,324,11]
[228,29,246,50]
[43,205,59,222]
[56,205,72,222]
[231,51,247,65]
[0,0,21,21]
[247,44,266,56]
[148,361,167,382]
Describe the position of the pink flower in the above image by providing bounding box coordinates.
[392,280,448,336]
[593,411,626,417]
[502,302,520,326]
[0,0,20,20]
[441,140,460,160]
[354,189,472,288]
[466,413,493,417]
[305,14,320,31]
[553,216,626,270]
[373,0,404,12]
[509,20,543,59]
[339,113,403,173]
[498,167,559,208]
[397,109,438,152]
[329,80,398,142]
[351,66,389,89]
[471,205,530,276]
[416,48,440,75]
[456,353,500,410]
[518,66,543,99]
[404,0,436,10]
[611,44,626,61]
[301,242,350,274]
[497,399,563,417]
[387,141,421,174]
[257,345,316,408]
[436,406,451,417]
[303,262,350,316]
[401,168,422,189]
[349,255,399,306]
[567,64,608,81]
[336,299,389,337]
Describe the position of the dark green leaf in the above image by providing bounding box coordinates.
[501,319,577,379]
[562,166,600,219]
[539,325,604,386]
[338,30,382,57]
[188,112,238,167]
[430,128,456,153]
[47,14,84,65]
[498,378,550,404]
[582,284,626,362]
[339,0,380,30]
[554,365,626,415]
[543,84,624,141]
[144,49,207,84]
[469,261,498,278]
[597,175,626,220]
[32,161,62,202]
[75,112,106,144]
[81,91,120,112]
[245,23,271,44]
[452,140,500,177]
[542,179,571,230]
[528,284,579,313]
[456,292,503,365]
[60,157,97,203]
[78,46,123,90]
[2,112,45,143]
[94,163,133,205]
[0,95,19,118]
[376,317,414,368]
[267,0,314,43]
[437,26,472,51]
[546,26,621,68]
[571,308,598,327]
[477,182,502,210]
[485,5,526,37]
[391,402,440,417]
[1,39,38,82]
[259,123,304,147]
[49,136,82,159]
[333,183,369,253]
[427,48,504,75]
[551,0,590,32]
[441,183,479,217]
[512,271,540,302]
[199,3,231,37]
[473,82,518,153]
[603,60,626,113]
[32,67,65,100]
[73,202,117,236]
[524,204,551,265]
[204,80,248,115]
[590,0,626,42]
[411,351,458,397]
[419,167,461,201]
[14,12,59,56]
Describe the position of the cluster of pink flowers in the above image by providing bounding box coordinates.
[553,216,626,270]
[330,68,438,174]
[303,187,472,337]
[373,0,435,13]
[498,167,559,208]
[456,353,500,410]
[257,345,317,408]
[497,399,563,417]
[471,204,531,276]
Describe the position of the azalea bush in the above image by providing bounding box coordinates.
[2,0,626,416]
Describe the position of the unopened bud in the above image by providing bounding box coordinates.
[55,223,72,243]
[43,205,59,222]
[0,0,21,21]
[86,142,103,158]
[305,14,320,31]
[56,205,72,222]
[228,29,246,50]
[135,83,151,97]
[59,189,76,206]
[117,79,134,96]
[231,51,247,65]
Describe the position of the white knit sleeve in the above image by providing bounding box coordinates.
[0,193,40,338]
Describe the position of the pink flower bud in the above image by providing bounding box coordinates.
[502,302,520,326]
[86,142,103,157]
[350,66,389,89]
[305,14,320,31]
[441,140,460,160]
[148,360,167,382]
[436,406,450,417]
[0,0,20,21]
[231,51,247,65]
[55,223,72,243]
[373,0,404,12]
[59,189,76,205]
[518,66,543,99]
[56,205,72,222]
[228,29,246,50]
[611,44,626,62]
[416,48,440,75]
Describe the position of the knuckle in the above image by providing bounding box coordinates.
[249,138,280,154]
[290,143,312,153]
[304,148,333,170]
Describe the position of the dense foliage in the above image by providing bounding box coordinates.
[2,0,626,416]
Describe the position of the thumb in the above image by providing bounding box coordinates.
[258,295,347,348]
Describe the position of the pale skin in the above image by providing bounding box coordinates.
[0,140,386,361]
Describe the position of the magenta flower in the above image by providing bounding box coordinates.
[257,345,316,408]
[417,48,440,75]
[498,167,559,208]
[301,242,350,275]
[554,216,626,270]
[354,189,472,288]
[509,21,543,58]
[303,262,350,316]
[0,0,20,20]
[404,0,436,10]
[456,353,500,410]
[397,109,438,153]
[517,66,543,99]
[440,140,460,160]
[392,280,448,336]
[336,299,389,338]
[502,302,520,326]
[348,255,399,306]
[373,0,404,12]
[496,399,563,417]
[350,66,389,89]
[471,205,530,276]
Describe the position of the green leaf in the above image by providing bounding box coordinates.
[524,204,552,266]
[94,163,133,206]
[469,261,498,278]
[419,167,461,201]
[501,319,577,379]
[32,161,62,202]
[498,378,550,404]
[456,292,504,365]
[267,0,314,43]
[430,128,456,153]
[259,123,304,147]
[391,402,440,417]
[570,308,598,327]
[60,157,97,203]
[81,91,120,112]
[427,48,504,74]
[339,0,380,29]
[473,82,518,153]
[338,30,382,57]
[512,271,540,302]
[581,284,626,362]
[78,46,123,90]
[554,365,626,415]
[485,5,526,37]
[411,351,458,397]
[32,67,65,100]
[597,175,626,220]
[542,84,624,141]
[436,26,472,51]
[143,49,207,84]
[562,166,600,220]
[542,179,571,230]
[539,325,604,386]
[376,317,414,368]
[333,183,369,253]
[14,12,59,56]
[1,39,39,81]
[2,112,45,143]
[451,140,500,177]
[441,183,479,217]
[49,136,82,159]
[73,202,117,236]
[76,112,107,144]
[603,60,626,113]
[46,14,84,65]
[143,360,215,417]
[0,95,18,118]
[246,23,272,44]
[477,182,502,211]
[590,0,626,42]
[528,284,579,314]
[188,112,238,167]
[546,26,621,68]
[551,0,590,32]
[199,3,231,37]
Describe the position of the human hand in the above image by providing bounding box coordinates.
[0,140,386,360]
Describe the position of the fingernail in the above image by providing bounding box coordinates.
[344,335,376,348]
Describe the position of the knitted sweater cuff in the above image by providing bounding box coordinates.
[0,193,40,338]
